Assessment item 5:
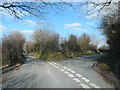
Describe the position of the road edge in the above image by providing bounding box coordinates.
[93,65,120,89]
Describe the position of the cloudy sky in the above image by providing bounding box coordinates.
[1,1,115,47]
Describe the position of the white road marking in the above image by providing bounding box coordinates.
[50,63,56,65]
[61,69,65,72]
[49,62,100,89]
[53,65,59,68]
[75,74,83,77]
[50,64,55,66]
[51,62,59,66]
[80,84,90,88]
[64,71,69,74]
[49,62,59,68]
[56,63,60,65]
[63,67,67,69]
[48,62,53,65]
[55,66,59,68]
[73,78,81,83]
[70,70,75,74]
[89,83,100,88]
[51,62,56,64]
[58,65,62,67]
[81,77,90,82]
[51,64,55,66]
[56,63,59,65]
[67,74,75,78]
[67,69,72,71]
[52,62,61,66]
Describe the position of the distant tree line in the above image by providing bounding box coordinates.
[25,28,98,59]
[2,27,99,67]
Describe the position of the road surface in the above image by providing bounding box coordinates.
[2,54,112,88]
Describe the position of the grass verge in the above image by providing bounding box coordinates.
[80,52,96,56]
[28,52,41,58]
[95,55,120,88]
[28,51,97,61]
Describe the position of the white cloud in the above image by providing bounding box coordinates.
[0,25,6,31]
[23,20,37,27]
[20,30,34,34]
[64,23,87,32]
[86,22,94,26]
[11,29,34,34]
[71,27,88,32]
[64,23,81,28]
[10,29,34,40]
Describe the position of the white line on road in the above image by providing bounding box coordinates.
[67,73,75,78]
[51,62,56,64]
[81,77,90,83]
[66,69,76,74]
[55,66,59,68]
[58,65,62,67]
[52,62,62,67]
[54,63,58,65]
[89,83,100,88]
[67,69,72,71]
[73,78,81,83]
[64,71,69,74]
[51,64,56,66]
[80,84,90,88]
[61,69,65,72]
[53,65,59,68]
[48,62,52,65]
[70,70,75,74]
[75,74,83,78]
[49,62,60,69]
[63,67,67,69]
[49,61,100,89]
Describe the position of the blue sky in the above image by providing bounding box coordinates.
[0,2,106,47]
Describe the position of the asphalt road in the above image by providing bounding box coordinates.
[2,54,113,88]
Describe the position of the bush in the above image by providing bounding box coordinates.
[98,53,120,80]
[2,31,25,66]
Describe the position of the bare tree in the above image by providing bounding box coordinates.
[25,41,35,54]
[0,0,118,19]
[78,33,91,53]
[82,0,118,17]
[32,29,59,57]
[61,35,80,57]
[100,9,120,53]
[2,31,25,65]
[0,1,72,19]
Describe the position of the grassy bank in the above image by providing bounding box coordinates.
[2,55,26,74]
[28,52,70,61]
[28,51,97,61]
[80,52,96,56]
[96,55,120,88]
[28,52,41,58]
[2,55,26,69]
